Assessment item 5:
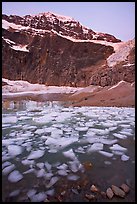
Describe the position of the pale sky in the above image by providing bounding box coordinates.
[2,2,135,41]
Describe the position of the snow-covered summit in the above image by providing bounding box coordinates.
[29,11,75,22]
[2,12,121,43]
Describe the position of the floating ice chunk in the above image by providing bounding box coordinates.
[33,114,54,124]
[57,163,68,170]
[51,128,63,137]
[63,149,77,160]
[112,150,124,155]
[109,144,127,152]
[8,170,23,182]
[100,139,118,145]
[18,116,30,120]
[56,112,72,122]
[89,128,109,135]
[41,136,47,140]
[120,130,133,136]
[87,143,103,152]
[85,121,94,127]
[2,155,11,162]
[8,145,23,156]
[109,127,118,131]
[3,116,18,124]
[48,149,58,153]
[2,161,11,169]
[31,192,47,202]
[23,169,35,174]
[2,139,14,146]
[101,121,117,128]
[75,126,88,132]
[35,129,45,135]
[67,174,79,181]
[36,169,46,178]
[46,176,59,188]
[113,133,127,139]
[27,189,37,198]
[27,150,45,160]
[99,150,113,157]
[68,160,81,173]
[9,132,16,137]
[120,124,131,128]
[45,189,55,196]
[22,159,35,165]
[2,164,15,175]
[36,162,44,169]
[45,136,78,150]
[121,154,130,161]
[9,189,20,197]
[57,169,68,176]
[26,146,32,152]
[45,162,52,171]
[45,172,53,179]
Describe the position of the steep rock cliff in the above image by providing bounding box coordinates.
[2,12,134,87]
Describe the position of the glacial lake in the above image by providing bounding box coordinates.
[2,100,135,202]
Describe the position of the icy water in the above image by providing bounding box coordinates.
[2,100,135,202]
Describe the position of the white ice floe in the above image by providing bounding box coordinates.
[57,163,68,170]
[8,170,23,182]
[45,136,78,150]
[68,160,83,173]
[36,162,45,169]
[2,161,12,169]
[120,129,133,136]
[88,128,109,135]
[67,174,79,181]
[109,144,127,152]
[36,169,46,178]
[27,189,37,198]
[98,150,113,157]
[2,116,18,124]
[45,162,52,171]
[9,189,21,197]
[30,192,47,202]
[57,169,68,176]
[63,149,77,160]
[121,154,130,161]
[75,126,88,132]
[45,172,53,179]
[34,129,45,135]
[2,164,15,175]
[87,143,103,152]
[46,176,59,188]
[113,133,127,139]
[45,189,55,196]
[8,145,23,156]
[23,169,35,174]
[27,150,45,160]
[112,150,124,156]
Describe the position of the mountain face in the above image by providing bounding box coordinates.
[2,12,135,87]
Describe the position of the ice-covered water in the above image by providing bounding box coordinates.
[2,100,135,202]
